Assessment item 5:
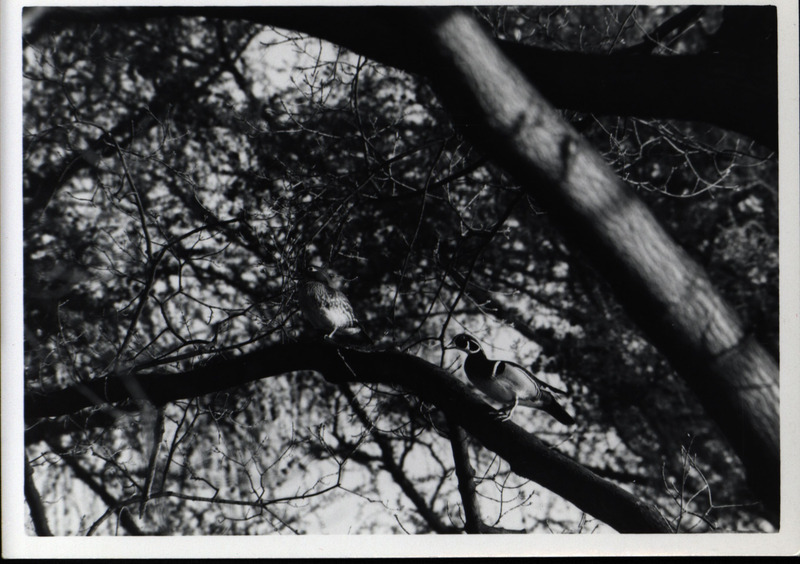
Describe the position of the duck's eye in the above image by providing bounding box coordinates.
[455,335,468,348]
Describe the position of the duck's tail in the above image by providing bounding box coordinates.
[522,393,575,426]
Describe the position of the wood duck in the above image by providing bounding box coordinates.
[446,333,575,425]
[297,265,364,340]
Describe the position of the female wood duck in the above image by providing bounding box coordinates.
[297,265,364,340]
[446,333,575,425]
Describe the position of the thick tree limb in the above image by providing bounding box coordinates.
[24,6,777,149]
[259,6,776,147]
[415,8,778,523]
[25,341,672,533]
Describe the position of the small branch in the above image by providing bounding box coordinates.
[448,424,483,533]
[338,384,459,533]
[139,406,166,519]
[49,442,145,535]
[438,193,523,342]
[620,6,706,55]
[111,139,153,260]
[24,453,53,536]
[391,142,446,319]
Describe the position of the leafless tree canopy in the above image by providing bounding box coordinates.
[22,6,778,536]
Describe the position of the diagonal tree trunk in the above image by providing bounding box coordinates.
[412,7,779,523]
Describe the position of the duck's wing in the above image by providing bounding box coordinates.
[493,362,575,424]
[501,360,568,395]
[492,361,543,399]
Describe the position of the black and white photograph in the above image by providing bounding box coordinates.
[3,1,798,557]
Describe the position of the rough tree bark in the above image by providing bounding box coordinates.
[412,8,779,523]
[24,341,673,534]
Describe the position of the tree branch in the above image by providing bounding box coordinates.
[48,443,145,536]
[448,424,484,533]
[338,384,460,534]
[415,7,778,523]
[24,453,53,536]
[24,6,777,148]
[25,341,672,533]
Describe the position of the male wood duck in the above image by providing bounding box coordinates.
[297,265,364,340]
[446,333,575,425]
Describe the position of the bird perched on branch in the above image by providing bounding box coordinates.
[446,333,575,425]
[297,264,369,342]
